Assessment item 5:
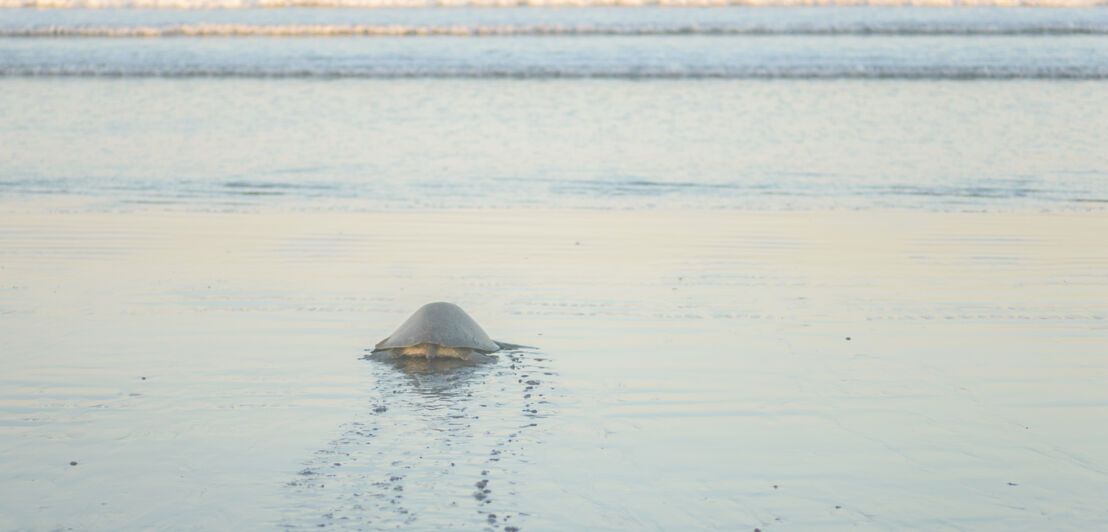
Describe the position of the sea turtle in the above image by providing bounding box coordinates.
[371,302,518,361]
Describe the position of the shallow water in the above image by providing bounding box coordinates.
[1,210,1106,530]
[2,79,1107,210]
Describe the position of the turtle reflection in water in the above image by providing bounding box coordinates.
[370,302,524,363]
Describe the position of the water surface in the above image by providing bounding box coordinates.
[2,3,1107,531]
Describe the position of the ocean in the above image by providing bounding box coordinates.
[2,7,1108,211]
[1,4,1107,531]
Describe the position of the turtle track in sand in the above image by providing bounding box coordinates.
[281,348,556,531]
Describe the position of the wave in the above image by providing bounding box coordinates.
[2,0,1105,8]
[5,23,1108,37]
[4,65,1106,79]
[4,176,1100,210]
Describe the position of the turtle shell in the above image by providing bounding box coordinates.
[375,302,501,354]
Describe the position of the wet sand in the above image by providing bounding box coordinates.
[1,207,1107,530]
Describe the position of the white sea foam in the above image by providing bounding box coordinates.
[5,23,1108,36]
[3,64,1107,79]
[1,0,1104,8]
